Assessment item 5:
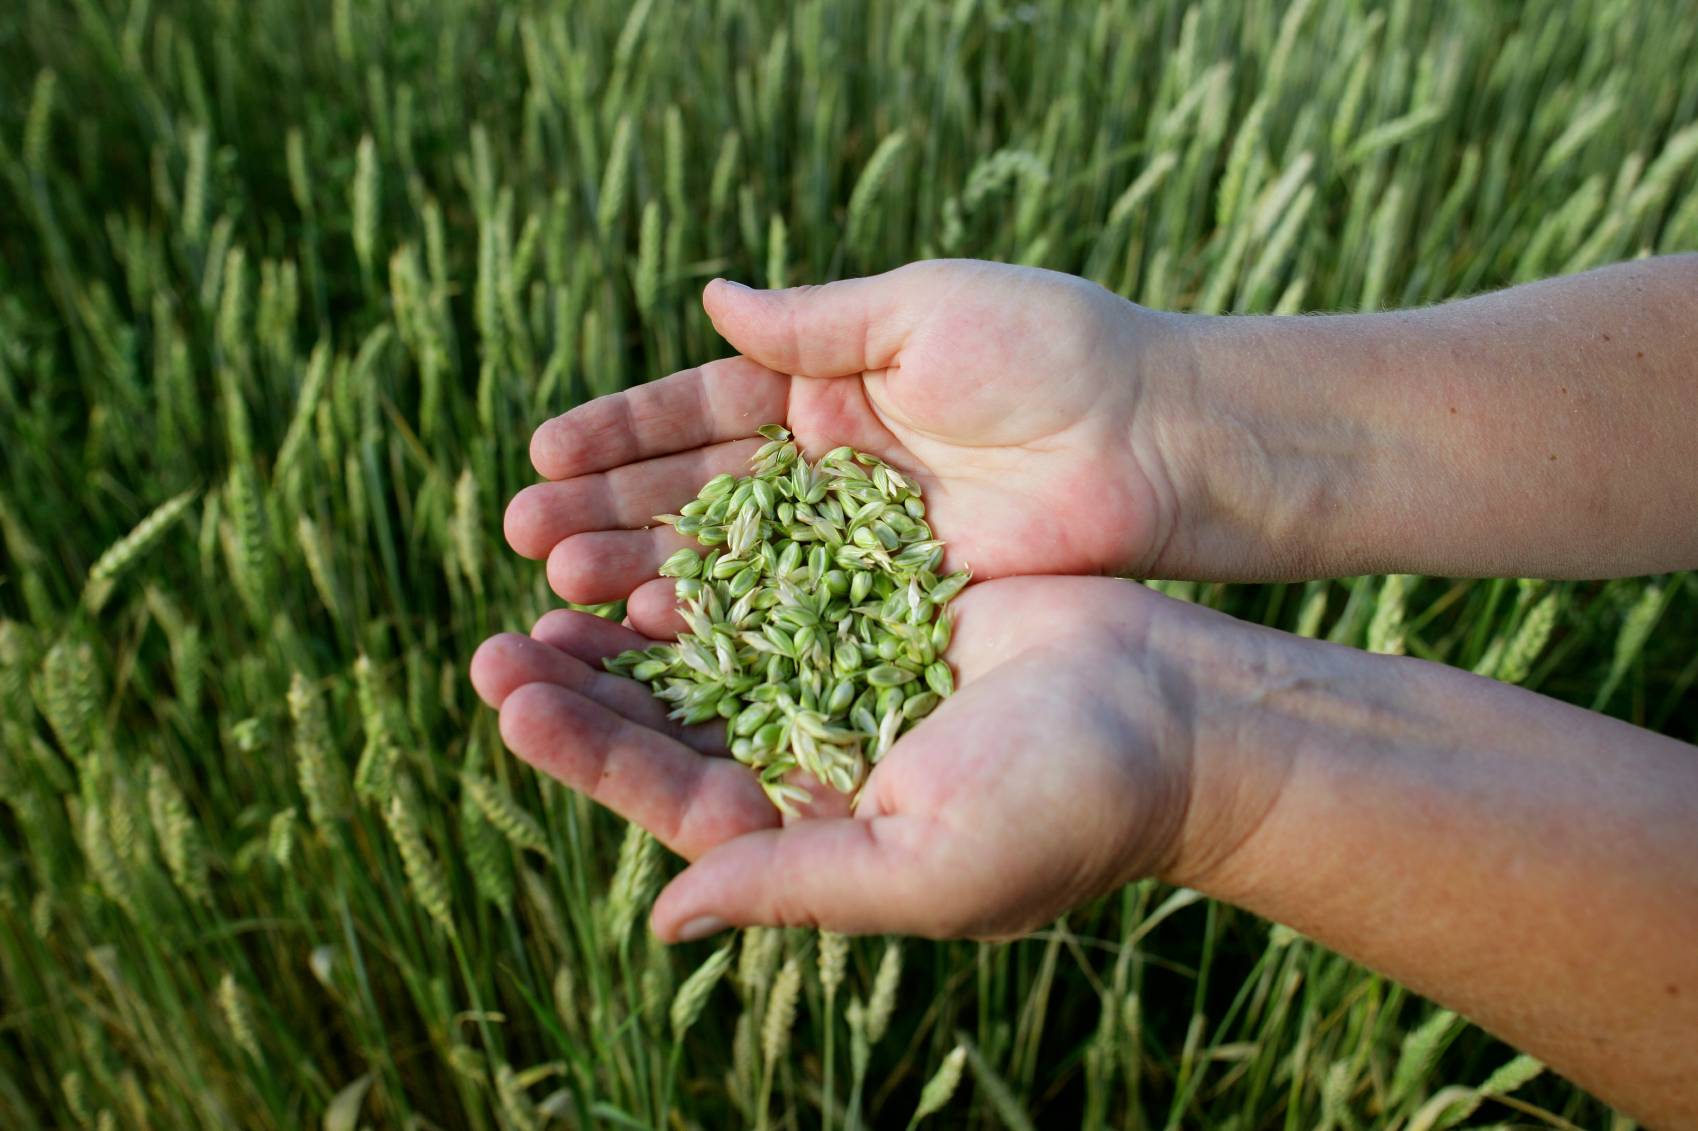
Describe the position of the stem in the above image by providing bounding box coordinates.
[846,1062,867,1131]
[822,993,836,1131]
[660,1041,682,1129]
[756,1056,777,1131]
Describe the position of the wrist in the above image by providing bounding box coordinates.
[1144,604,1427,897]
[1140,311,1410,581]
[1099,593,1319,892]
[1139,603,1300,893]
[1155,618,1498,902]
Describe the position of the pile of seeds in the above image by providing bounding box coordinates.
[603,426,966,815]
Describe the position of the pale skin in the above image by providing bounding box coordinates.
[473,257,1698,1126]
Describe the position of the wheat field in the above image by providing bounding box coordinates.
[2,1,1695,1127]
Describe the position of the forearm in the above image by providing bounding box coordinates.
[1170,624,1698,1126]
[1153,255,1698,580]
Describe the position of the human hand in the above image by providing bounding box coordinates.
[503,260,1198,604]
[470,575,1289,941]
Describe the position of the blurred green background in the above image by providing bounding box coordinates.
[1,0,1694,1127]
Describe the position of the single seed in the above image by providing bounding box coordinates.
[699,473,736,499]
[659,548,702,578]
[925,660,954,696]
[866,664,916,688]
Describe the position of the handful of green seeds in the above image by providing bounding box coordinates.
[603,426,967,815]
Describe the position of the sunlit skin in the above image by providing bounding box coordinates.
[504,261,1184,602]
[480,257,1698,1126]
[472,577,1210,941]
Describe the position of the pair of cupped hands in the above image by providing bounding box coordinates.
[471,259,1287,944]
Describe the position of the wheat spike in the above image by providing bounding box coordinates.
[452,469,484,597]
[276,343,333,487]
[23,68,57,172]
[1497,589,1561,684]
[284,127,312,216]
[106,772,143,867]
[1216,94,1269,232]
[287,672,350,826]
[709,131,741,218]
[461,786,515,911]
[605,821,660,947]
[908,1045,967,1127]
[352,656,401,804]
[1365,573,1412,655]
[295,515,345,622]
[641,945,673,1033]
[267,807,297,868]
[82,800,137,917]
[596,114,633,235]
[37,639,98,762]
[83,488,199,612]
[218,971,263,1060]
[818,929,849,1005]
[0,621,32,712]
[761,955,803,1068]
[383,780,456,935]
[215,243,251,375]
[865,939,902,1044]
[224,466,270,621]
[634,199,662,316]
[351,134,380,277]
[61,1070,91,1127]
[738,925,782,995]
[1107,151,1178,227]
[663,103,686,214]
[463,771,549,855]
[671,941,735,1040]
[181,127,210,246]
[147,763,210,904]
[1389,1008,1460,1107]
[846,130,909,252]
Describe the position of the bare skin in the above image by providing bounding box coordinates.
[505,262,1179,600]
[1157,253,1698,579]
[481,257,1698,1126]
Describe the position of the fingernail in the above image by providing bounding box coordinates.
[714,278,751,292]
[677,914,728,942]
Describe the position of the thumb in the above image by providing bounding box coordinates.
[648,814,957,941]
[702,271,916,378]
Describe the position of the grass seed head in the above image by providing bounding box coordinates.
[910,1044,968,1126]
[761,956,803,1069]
[671,941,736,1040]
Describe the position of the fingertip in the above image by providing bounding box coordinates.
[703,278,765,339]
[469,633,533,709]
[496,681,562,761]
[704,277,754,305]
[529,416,560,479]
[627,577,687,638]
[545,539,598,605]
[529,607,579,639]
[649,874,707,943]
[675,913,731,943]
[531,605,653,664]
[503,484,552,560]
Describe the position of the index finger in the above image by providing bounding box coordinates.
[531,355,790,480]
